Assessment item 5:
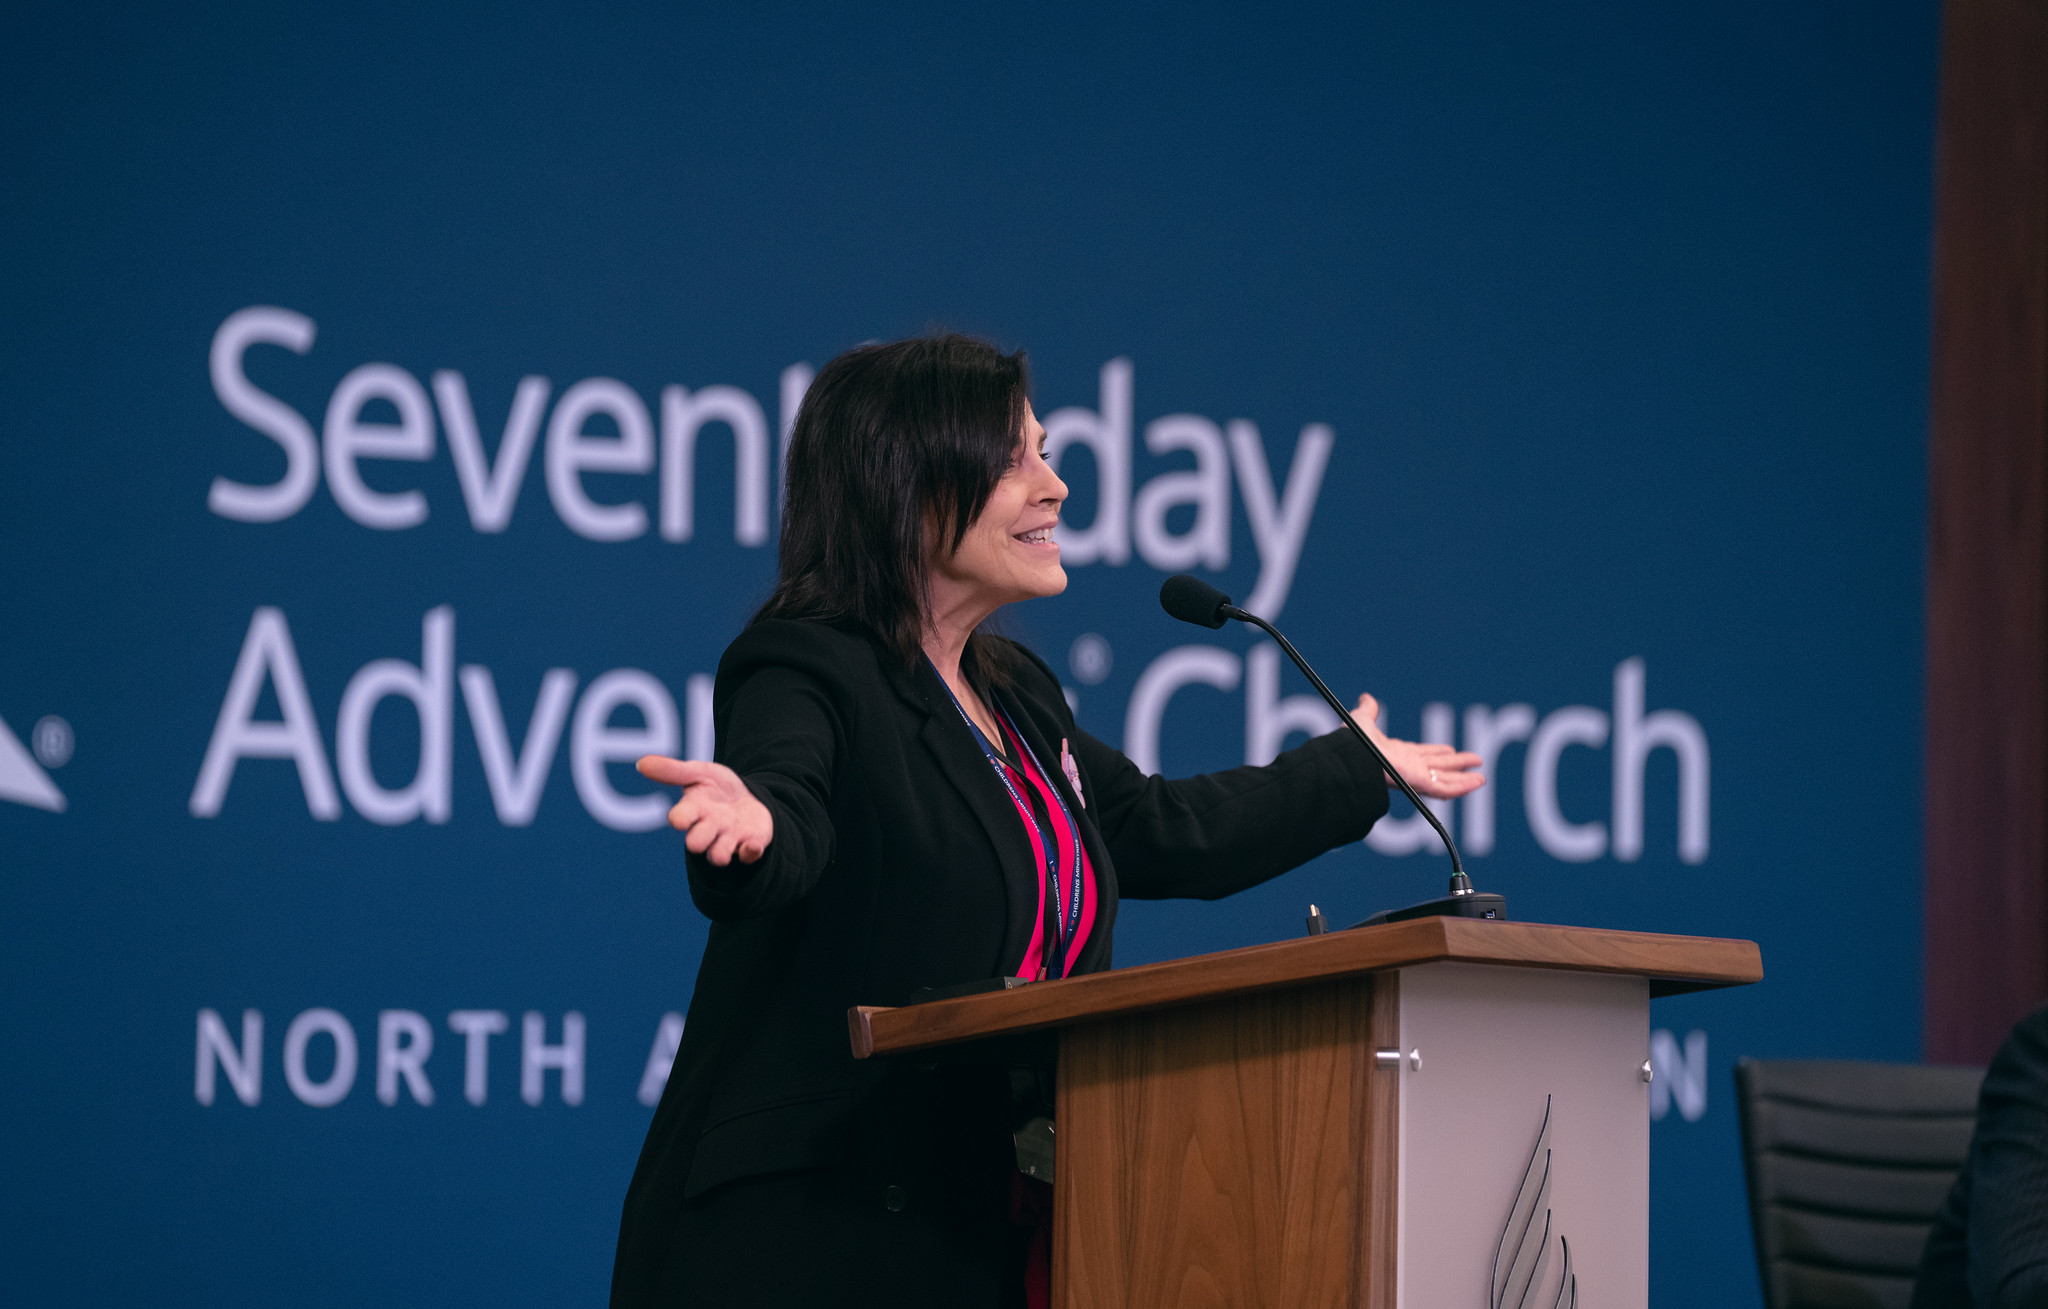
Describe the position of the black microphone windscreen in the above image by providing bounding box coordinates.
[1159,575,1232,629]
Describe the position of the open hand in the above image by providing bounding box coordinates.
[635,756,775,866]
[1349,694,1486,800]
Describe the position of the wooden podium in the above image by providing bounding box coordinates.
[849,917,1761,1309]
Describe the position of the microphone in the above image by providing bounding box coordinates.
[1157,575,1506,928]
[1159,573,1237,629]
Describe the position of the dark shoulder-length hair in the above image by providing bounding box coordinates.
[752,333,1029,689]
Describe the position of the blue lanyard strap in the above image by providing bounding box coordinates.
[932,666,1086,977]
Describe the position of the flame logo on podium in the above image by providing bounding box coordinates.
[1491,1096,1577,1309]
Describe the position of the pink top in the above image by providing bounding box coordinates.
[989,714,1098,981]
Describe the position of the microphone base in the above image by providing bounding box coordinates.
[1353,891,1508,929]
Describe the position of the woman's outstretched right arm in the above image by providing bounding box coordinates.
[636,662,840,921]
[635,757,774,865]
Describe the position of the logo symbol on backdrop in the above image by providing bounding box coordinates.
[1068,633,1113,685]
[0,713,66,812]
[1492,1096,1577,1309]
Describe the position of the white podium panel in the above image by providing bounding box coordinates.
[1395,962,1651,1309]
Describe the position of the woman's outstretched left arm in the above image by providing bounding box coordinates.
[1073,693,1482,902]
[1348,692,1484,801]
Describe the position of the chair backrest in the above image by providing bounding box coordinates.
[1734,1058,1984,1309]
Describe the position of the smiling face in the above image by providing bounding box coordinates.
[928,402,1069,624]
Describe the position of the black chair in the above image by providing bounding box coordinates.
[1735,1058,1985,1309]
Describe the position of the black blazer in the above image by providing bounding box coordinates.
[611,619,1389,1304]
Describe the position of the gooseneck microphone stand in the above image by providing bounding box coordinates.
[1158,575,1506,928]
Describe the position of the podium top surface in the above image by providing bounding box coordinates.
[849,917,1762,1058]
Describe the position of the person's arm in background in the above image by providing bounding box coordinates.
[1967,1004,2048,1307]
[1915,1170,1973,1309]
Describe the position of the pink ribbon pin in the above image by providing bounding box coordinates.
[1060,738,1085,808]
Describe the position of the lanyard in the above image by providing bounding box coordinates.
[933,669,1086,978]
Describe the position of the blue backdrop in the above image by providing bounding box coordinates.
[0,3,1937,1304]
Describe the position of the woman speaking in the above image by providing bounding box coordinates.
[610,335,1481,1307]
